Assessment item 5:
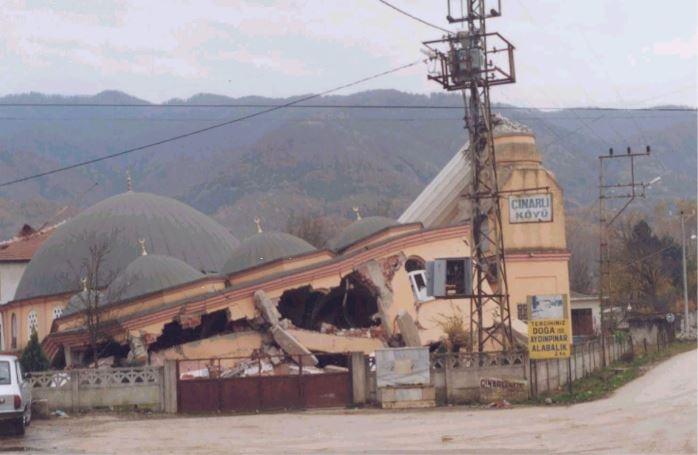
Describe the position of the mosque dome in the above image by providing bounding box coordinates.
[328,216,397,252]
[222,231,316,275]
[61,289,105,318]
[106,253,205,303]
[15,191,239,300]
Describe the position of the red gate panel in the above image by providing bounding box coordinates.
[178,379,220,413]
[177,357,352,414]
[220,376,260,412]
[259,375,303,410]
[302,373,351,408]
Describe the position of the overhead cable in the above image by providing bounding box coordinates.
[0,60,422,189]
[376,0,452,34]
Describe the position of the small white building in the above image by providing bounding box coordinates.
[570,291,601,339]
[0,224,57,350]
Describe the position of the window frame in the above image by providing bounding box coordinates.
[27,309,38,339]
[407,270,432,303]
[11,313,17,349]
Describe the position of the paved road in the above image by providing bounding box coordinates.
[3,350,696,454]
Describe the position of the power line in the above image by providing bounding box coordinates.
[0,60,422,189]
[0,113,686,122]
[376,0,452,34]
[0,102,694,111]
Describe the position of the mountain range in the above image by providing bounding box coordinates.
[0,89,695,240]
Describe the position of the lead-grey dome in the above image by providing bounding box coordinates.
[106,254,205,303]
[328,216,398,252]
[222,231,315,275]
[62,289,105,317]
[15,191,239,300]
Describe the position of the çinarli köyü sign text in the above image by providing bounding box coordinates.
[508,193,552,223]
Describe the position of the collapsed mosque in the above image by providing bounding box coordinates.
[0,116,572,375]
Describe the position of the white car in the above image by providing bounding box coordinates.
[0,355,32,436]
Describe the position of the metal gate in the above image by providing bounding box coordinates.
[177,354,352,414]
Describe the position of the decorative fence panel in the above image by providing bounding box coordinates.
[29,366,164,412]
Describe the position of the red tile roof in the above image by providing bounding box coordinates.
[0,223,60,262]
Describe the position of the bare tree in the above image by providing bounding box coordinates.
[65,229,125,367]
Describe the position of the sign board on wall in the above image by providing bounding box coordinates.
[509,193,553,223]
[375,347,430,387]
[527,294,571,359]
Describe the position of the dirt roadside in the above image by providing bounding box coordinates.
[2,349,696,454]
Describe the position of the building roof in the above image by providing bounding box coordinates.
[106,254,205,303]
[14,191,239,301]
[0,223,60,262]
[328,216,398,252]
[222,231,316,275]
[399,115,535,228]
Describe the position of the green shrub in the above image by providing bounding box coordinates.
[20,329,50,372]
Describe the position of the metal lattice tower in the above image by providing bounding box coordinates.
[423,0,515,352]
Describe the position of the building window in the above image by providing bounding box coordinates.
[517,303,528,322]
[52,306,63,320]
[28,310,38,338]
[11,313,17,349]
[408,270,430,302]
[427,258,472,297]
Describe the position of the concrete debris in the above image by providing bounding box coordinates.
[262,344,285,365]
[354,253,406,336]
[277,318,293,330]
[487,399,512,409]
[396,310,421,347]
[97,356,115,369]
[254,290,281,326]
[287,364,324,375]
[51,410,69,418]
[271,325,318,366]
[127,333,148,365]
[179,368,210,380]
[220,359,274,378]
[320,322,337,334]
[286,328,384,355]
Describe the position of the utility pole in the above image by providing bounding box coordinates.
[422,0,515,352]
[680,210,689,335]
[598,146,653,366]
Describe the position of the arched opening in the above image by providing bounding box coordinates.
[405,257,425,273]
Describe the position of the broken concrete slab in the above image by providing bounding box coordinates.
[149,332,263,367]
[354,253,406,336]
[271,325,318,366]
[285,328,385,355]
[396,311,421,347]
[254,290,281,326]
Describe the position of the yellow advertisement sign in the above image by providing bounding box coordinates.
[527,294,571,359]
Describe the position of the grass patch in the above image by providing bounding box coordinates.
[531,341,696,405]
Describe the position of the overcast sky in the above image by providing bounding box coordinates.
[1,0,696,107]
